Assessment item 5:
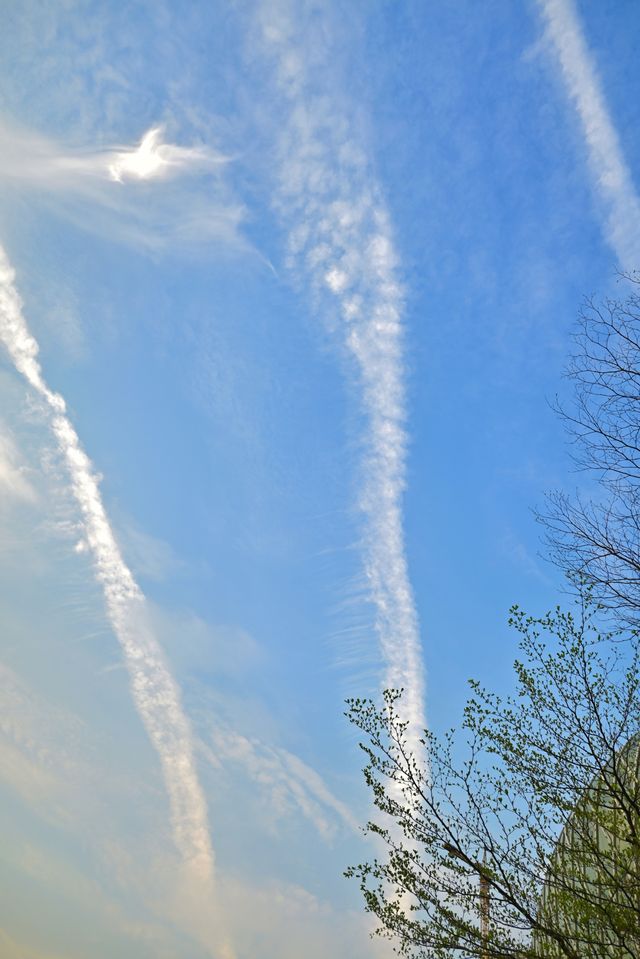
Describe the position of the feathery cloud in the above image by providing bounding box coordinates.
[0,428,36,502]
[108,127,216,183]
[254,2,426,734]
[0,120,244,252]
[218,873,390,959]
[537,0,640,270]
[0,247,233,958]
[0,122,222,187]
[204,725,359,840]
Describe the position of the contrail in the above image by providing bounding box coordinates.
[257,6,426,735]
[0,247,217,891]
[537,0,640,270]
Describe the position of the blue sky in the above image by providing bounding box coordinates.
[1,1,639,956]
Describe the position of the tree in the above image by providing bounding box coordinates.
[541,275,640,625]
[346,596,640,958]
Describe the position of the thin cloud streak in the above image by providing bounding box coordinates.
[204,725,360,839]
[0,246,232,954]
[538,0,640,270]
[256,3,426,734]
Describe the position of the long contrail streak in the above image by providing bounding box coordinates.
[537,0,640,269]
[258,6,426,735]
[0,245,215,883]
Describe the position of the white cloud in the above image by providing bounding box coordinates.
[0,428,36,502]
[117,520,183,583]
[0,659,150,830]
[219,874,392,959]
[0,121,225,189]
[108,126,216,183]
[0,119,245,253]
[0,661,80,771]
[0,663,232,957]
[150,606,264,679]
[537,0,640,270]
[278,749,360,834]
[12,843,174,954]
[0,248,233,958]
[204,724,359,840]
[253,1,426,737]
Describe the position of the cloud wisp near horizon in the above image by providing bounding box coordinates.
[537,0,640,270]
[254,2,427,737]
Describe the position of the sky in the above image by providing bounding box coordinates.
[0,1,639,957]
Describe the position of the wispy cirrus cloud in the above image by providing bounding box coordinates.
[537,0,640,270]
[0,428,36,503]
[0,249,233,959]
[0,123,222,186]
[203,725,359,841]
[0,120,244,252]
[252,1,426,734]
[107,127,217,183]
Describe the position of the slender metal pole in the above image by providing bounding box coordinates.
[479,852,490,959]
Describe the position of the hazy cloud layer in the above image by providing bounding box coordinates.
[0,428,36,503]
